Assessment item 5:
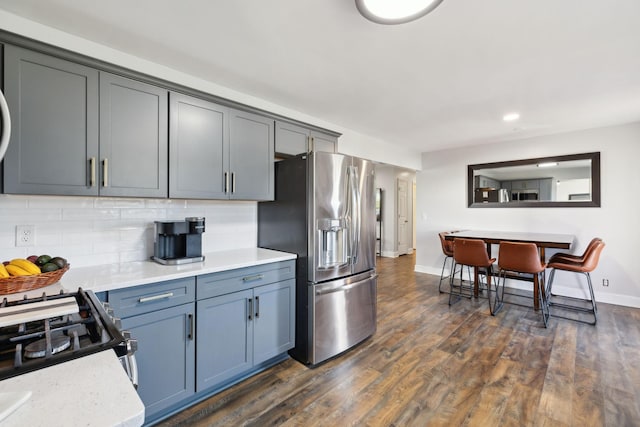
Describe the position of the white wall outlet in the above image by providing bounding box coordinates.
[16,225,35,247]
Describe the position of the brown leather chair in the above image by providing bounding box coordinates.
[548,237,602,264]
[438,231,470,293]
[546,240,605,325]
[497,241,548,326]
[450,238,495,306]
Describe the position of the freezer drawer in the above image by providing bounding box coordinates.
[311,272,377,365]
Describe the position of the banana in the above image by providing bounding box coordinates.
[6,264,31,276]
[10,259,41,275]
[0,264,9,278]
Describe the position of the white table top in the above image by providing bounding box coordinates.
[0,350,144,427]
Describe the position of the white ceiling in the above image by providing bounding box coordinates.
[1,0,640,153]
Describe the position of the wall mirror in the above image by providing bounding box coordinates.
[468,152,601,208]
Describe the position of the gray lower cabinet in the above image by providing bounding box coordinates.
[108,277,196,420]
[121,303,196,418]
[275,121,336,156]
[169,93,274,200]
[195,261,295,391]
[3,45,99,196]
[195,289,253,391]
[107,260,294,422]
[3,44,169,197]
[196,279,295,392]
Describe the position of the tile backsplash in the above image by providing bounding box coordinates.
[0,195,258,267]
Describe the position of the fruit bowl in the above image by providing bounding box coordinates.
[0,264,70,295]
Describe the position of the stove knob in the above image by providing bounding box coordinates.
[122,331,138,353]
[112,317,122,330]
[128,338,138,354]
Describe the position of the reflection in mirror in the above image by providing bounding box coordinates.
[468,152,600,208]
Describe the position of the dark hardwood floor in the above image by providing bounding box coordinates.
[158,254,640,426]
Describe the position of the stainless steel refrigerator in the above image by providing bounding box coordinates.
[258,151,377,365]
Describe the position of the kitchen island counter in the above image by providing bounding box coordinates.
[0,350,144,427]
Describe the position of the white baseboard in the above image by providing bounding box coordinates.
[380,250,400,258]
[414,264,640,309]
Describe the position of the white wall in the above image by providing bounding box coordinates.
[374,165,416,257]
[0,195,257,268]
[415,121,640,308]
[0,10,422,171]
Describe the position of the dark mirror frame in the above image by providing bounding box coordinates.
[468,152,601,208]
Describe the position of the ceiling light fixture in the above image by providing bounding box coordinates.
[502,112,520,122]
[355,0,445,25]
[537,162,558,168]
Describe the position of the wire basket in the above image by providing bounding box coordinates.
[0,264,70,295]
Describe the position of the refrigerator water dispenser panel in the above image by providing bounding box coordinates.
[317,218,348,269]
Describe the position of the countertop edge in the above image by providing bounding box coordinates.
[4,248,297,300]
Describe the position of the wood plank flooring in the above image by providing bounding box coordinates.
[157,254,640,426]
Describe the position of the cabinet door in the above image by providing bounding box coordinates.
[196,289,253,392]
[228,109,274,200]
[121,303,195,419]
[539,178,553,201]
[253,279,296,365]
[275,121,309,156]
[169,93,229,199]
[3,45,99,196]
[99,73,168,197]
[310,130,336,153]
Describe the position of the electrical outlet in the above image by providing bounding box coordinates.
[602,278,609,287]
[16,225,35,247]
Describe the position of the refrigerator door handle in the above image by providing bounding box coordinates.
[349,165,361,265]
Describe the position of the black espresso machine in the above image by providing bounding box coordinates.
[152,217,205,265]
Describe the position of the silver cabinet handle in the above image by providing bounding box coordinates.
[188,313,194,340]
[242,274,264,283]
[89,157,96,187]
[224,171,229,193]
[309,136,314,153]
[248,298,253,320]
[138,292,174,303]
[102,158,109,187]
[231,172,236,194]
[255,296,260,318]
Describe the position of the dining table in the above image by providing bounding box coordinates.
[444,229,575,309]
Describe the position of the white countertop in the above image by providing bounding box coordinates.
[0,350,145,427]
[0,247,296,425]
[4,247,296,301]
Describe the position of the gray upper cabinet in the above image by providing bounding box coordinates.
[275,121,309,156]
[99,73,168,198]
[3,45,168,197]
[228,109,274,200]
[169,93,274,200]
[169,93,229,199]
[310,130,337,154]
[275,121,336,156]
[3,45,99,196]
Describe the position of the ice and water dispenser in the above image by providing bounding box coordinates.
[317,218,349,268]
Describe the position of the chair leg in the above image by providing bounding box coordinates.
[585,272,598,324]
[448,261,460,305]
[438,255,453,293]
[537,272,550,328]
[489,269,505,315]
[547,269,597,325]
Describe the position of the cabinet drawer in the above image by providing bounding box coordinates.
[109,277,196,318]
[196,260,295,300]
